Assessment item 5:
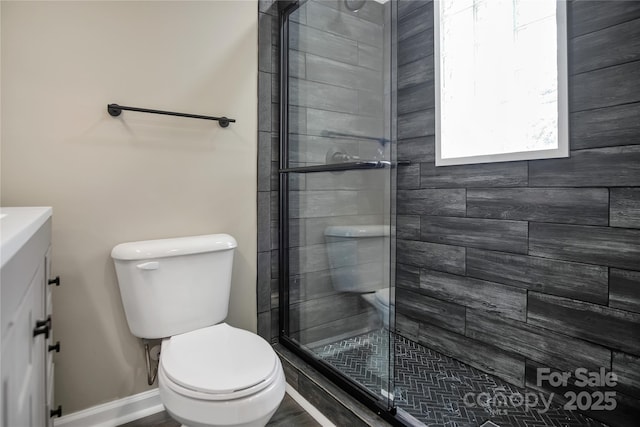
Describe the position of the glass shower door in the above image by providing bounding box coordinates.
[279,0,396,412]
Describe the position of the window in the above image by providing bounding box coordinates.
[435,0,568,166]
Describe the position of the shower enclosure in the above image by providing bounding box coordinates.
[278,0,399,419]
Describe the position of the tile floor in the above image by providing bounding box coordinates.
[313,330,606,427]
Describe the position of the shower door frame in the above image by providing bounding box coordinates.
[276,1,401,424]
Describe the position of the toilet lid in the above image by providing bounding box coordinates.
[161,323,277,394]
[375,288,390,307]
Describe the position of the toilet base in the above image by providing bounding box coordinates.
[159,360,286,427]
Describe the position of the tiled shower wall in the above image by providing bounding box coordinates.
[394,1,640,426]
[257,0,280,343]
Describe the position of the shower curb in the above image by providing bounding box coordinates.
[274,343,393,427]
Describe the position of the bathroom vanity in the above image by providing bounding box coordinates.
[1,207,59,426]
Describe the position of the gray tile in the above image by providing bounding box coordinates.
[259,72,272,132]
[398,55,433,90]
[571,102,640,150]
[358,43,384,71]
[610,268,640,314]
[305,52,381,91]
[398,1,433,42]
[258,132,272,192]
[420,269,527,321]
[396,238,465,274]
[397,136,435,162]
[258,191,272,253]
[570,0,640,37]
[397,163,420,189]
[397,215,420,240]
[466,310,611,372]
[467,248,609,305]
[466,188,609,225]
[421,161,528,188]
[398,81,434,115]
[571,18,640,75]
[289,78,359,114]
[611,188,640,229]
[528,292,640,355]
[570,60,640,112]
[529,146,640,187]
[529,222,640,270]
[397,109,435,139]
[421,216,529,254]
[612,351,640,400]
[259,12,274,73]
[305,1,384,46]
[397,188,465,216]
[258,251,271,313]
[418,323,526,387]
[289,23,359,65]
[397,287,465,333]
[398,28,433,66]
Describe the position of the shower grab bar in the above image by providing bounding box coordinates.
[280,160,410,173]
[107,104,235,128]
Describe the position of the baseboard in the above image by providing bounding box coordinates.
[54,389,164,427]
[285,383,336,427]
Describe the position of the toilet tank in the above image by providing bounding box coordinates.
[324,225,390,293]
[111,234,237,339]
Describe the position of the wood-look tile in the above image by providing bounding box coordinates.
[396,239,465,275]
[529,222,640,270]
[420,161,528,188]
[397,189,465,216]
[611,188,640,229]
[396,287,465,333]
[570,0,640,38]
[397,215,420,240]
[610,268,640,314]
[466,248,608,305]
[571,18,640,75]
[418,323,525,388]
[420,269,527,321]
[570,102,640,149]
[613,351,640,400]
[466,310,611,372]
[466,188,609,226]
[529,145,640,188]
[527,292,640,355]
[421,216,528,254]
[570,60,640,112]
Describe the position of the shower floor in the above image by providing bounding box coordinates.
[312,330,605,427]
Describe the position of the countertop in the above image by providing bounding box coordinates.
[0,207,52,268]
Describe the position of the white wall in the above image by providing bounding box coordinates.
[1,0,258,413]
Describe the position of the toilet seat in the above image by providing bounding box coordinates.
[160,323,278,400]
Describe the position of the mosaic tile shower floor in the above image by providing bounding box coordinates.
[312,330,606,427]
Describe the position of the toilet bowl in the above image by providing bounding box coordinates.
[158,323,285,427]
[111,234,285,427]
[324,225,391,327]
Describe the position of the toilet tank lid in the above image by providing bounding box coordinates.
[111,234,237,260]
[324,225,390,238]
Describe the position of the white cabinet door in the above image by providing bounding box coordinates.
[1,264,46,427]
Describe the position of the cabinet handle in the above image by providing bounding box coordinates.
[48,341,61,353]
[33,325,50,339]
[36,315,52,329]
[48,276,61,286]
[50,406,62,418]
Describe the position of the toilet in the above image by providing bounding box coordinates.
[324,225,391,328]
[111,234,285,427]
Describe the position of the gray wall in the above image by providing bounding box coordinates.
[394,1,640,425]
